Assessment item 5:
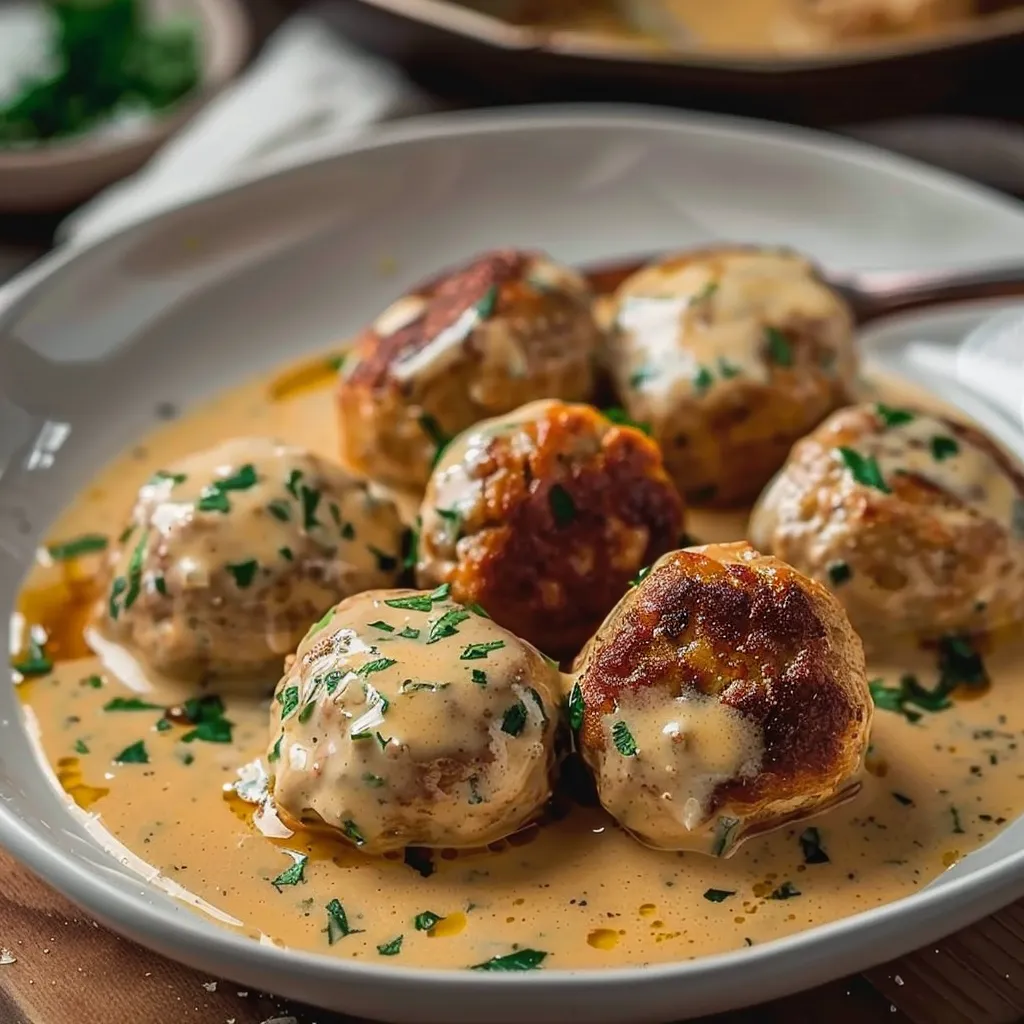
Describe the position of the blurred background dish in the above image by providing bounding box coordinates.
[0,0,250,211]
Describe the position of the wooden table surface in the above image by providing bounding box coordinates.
[2,844,1024,1024]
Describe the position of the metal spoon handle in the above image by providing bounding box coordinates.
[838,262,1024,323]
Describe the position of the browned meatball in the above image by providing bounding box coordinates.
[603,246,856,506]
[336,249,603,489]
[97,437,405,686]
[750,402,1024,644]
[570,542,871,855]
[416,400,686,661]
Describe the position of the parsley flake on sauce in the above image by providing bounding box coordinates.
[403,847,435,878]
[937,634,988,692]
[108,576,128,619]
[180,697,233,744]
[325,898,363,942]
[150,470,187,487]
[268,735,282,763]
[196,488,231,514]
[470,949,547,972]
[226,559,258,588]
[836,447,890,493]
[267,500,291,522]
[548,484,576,528]
[418,413,451,468]
[892,792,914,807]
[703,889,735,903]
[357,659,396,679]
[427,608,470,645]
[11,636,52,677]
[103,697,163,712]
[377,936,403,956]
[285,469,303,499]
[612,720,637,757]
[475,284,498,320]
[368,620,394,633]
[768,881,801,900]
[602,407,651,436]
[342,820,366,846]
[826,561,852,586]
[386,593,432,612]
[46,533,108,561]
[712,816,740,857]
[501,701,528,737]
[799,827,830,864]
[764,326,793,366]
[692,365,714,395]
[567,681,585,732]
[429,583,451,602]
[308,606,336,636]
[414,911,443,932]
[951,806,965,834]
[271,854,307,890]
[460,641,505,661]
[930,435,960,461]
[113,740,149,764]
[279,686,300,720]
[74,739,89,755]
[398,626,421,640]
[300,485,321,529]
[82,675,103,689]
[875,403,915,428]
[123,529,150,611]
[718,357,741,380]
[629,565,652,589]
[628,366,658,389]
[869,674,952,723]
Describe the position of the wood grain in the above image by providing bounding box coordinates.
[2,847,1023,1024]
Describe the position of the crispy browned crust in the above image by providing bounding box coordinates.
[345,249,534,390]
[577,542,870,820]
[441,402,686,661]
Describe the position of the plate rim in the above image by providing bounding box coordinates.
[4,104,1024,1012]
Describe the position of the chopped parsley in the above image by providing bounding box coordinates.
[11,636,52,677]
[938,634,988,692]
[74,739,89,755]
[692,280,718,304]
[826,561,851,586]
[113,740,149,764]
[180,695,233,744]
[427,607,470,645]
[718,357,741,379]
[368,620,394,633]
[475,284,498,320]
[308,606,336,635]
[414,911,443,932]
[377,936,403,956]
[471,668,488,687]
[197,463,257,513]
[629,565,652,588]
[836,447,890,493]
[548,484,576,528]
[703,889,735,903]
[285,469,303,499]
[268,735,282,762]
[370,546,398,572]
[267,500,291,522]
[385,593,433,612]
[150,470,187,486]
[123,529,150,611]
[363,773,385,788]
[768,881,801,900]
[218,464,258,491]
[869,674,950,723]
[279,686,300,720]
[951,806,965,834]
[404,847,435,878]
[271,854,307,890]
[764,326,793,366]
[875,403,915,428]
[418,413,451,467]
[103,697,163,712]
[692,365,714,394]
[279,547,293,562]
[108,576,128,619]
[712,816,740,857]
[628,365,658,389]
[153,574,168,596]
[46,533,108,561]
[196,488,231,514]
[612,720,637,757]
[799,827,829,864]
[155,718,172,732]
[931,435,959,461]
[460,641,505,660]
[402,521,418,569]
[300,485,321,530]
[357,658,397,677]
[325,898,362,942]
[342,820,366,846]
[82,675,103,689]
[226,559,258,588]
[567,681,584,732]
[892,792,914,806]
[429,583,451,601]
[470,949,547,972]
[398,626,421,640]
[501,700,528,737]
[602,407,651,436]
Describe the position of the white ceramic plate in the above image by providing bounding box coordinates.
[2,107,1024,1023]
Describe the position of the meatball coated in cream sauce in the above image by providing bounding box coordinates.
[604,247,856,505]
[98,438,405,685]
[336,249,603,489]
[571,542,871,856]
[268,588,562,853]
[416,400,686,661]
[750,402,1024,644]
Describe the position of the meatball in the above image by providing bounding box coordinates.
[336,248,602,489]
[267,587,561,852]
[98,437,405,684]
[416,400,686,661]
[571,542,870,855]
[603,246,856,506]
[749,402,1024,643]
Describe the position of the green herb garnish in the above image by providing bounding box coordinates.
[368,620,394,633]
[385,594,433,612]
[951,806,965,834]
[123,529,150,611]
[718,358,741,379]
[108,576,128,620]
[628,366,658,389]
[799,827,829,864]
[414,911,443,931]
[12,636,52,677]
[836,447,890,493]
[875,403,915,427]
[470,949,547,972]
[768,881,801,900]
[892,792,914,806]
[399,626,421,640]
[153,574,168,596]
[931,436,959,461]
[196,488,231,514]
[460,641,505,661]
[612,721,637,757]
[501,701,528,737]
[567,681,584,732]
[46,534,108,561]
[342,820,366,846]
[938,634,987,692]
[548,484,576,528]
[475,285,498,320]
[103,697,163,712]
[279,686,300,720]
[74,739,89,755]
[629,565,651,588]
[324,898,362,942]
[358,658,396,677]
[602,407,651,435]
[113,740,148,764]
[271,855,307,890]
[150,470,187,487]
[427,608,470,645]
[226,560,258,588]
[377,936,403,956]
[692,365,714,394]
[418,413,451,468]
[267,500,291,522]
[472,669,487,687]
[82,675,103,689]
[765,326,793,366]
[180,695,233,744]
[826,561,851,586]
[703,889,735,903]
[279,547,293,562]
[363,773,385,788]
[268,735,282,762]
[712,816,740,857]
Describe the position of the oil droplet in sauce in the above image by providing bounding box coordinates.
[587,928,620,950]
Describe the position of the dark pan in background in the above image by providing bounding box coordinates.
[331,0,1024,125]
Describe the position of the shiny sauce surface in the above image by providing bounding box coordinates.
[12,344,1024,972]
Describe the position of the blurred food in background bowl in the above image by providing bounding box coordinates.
[0,0,249,211]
